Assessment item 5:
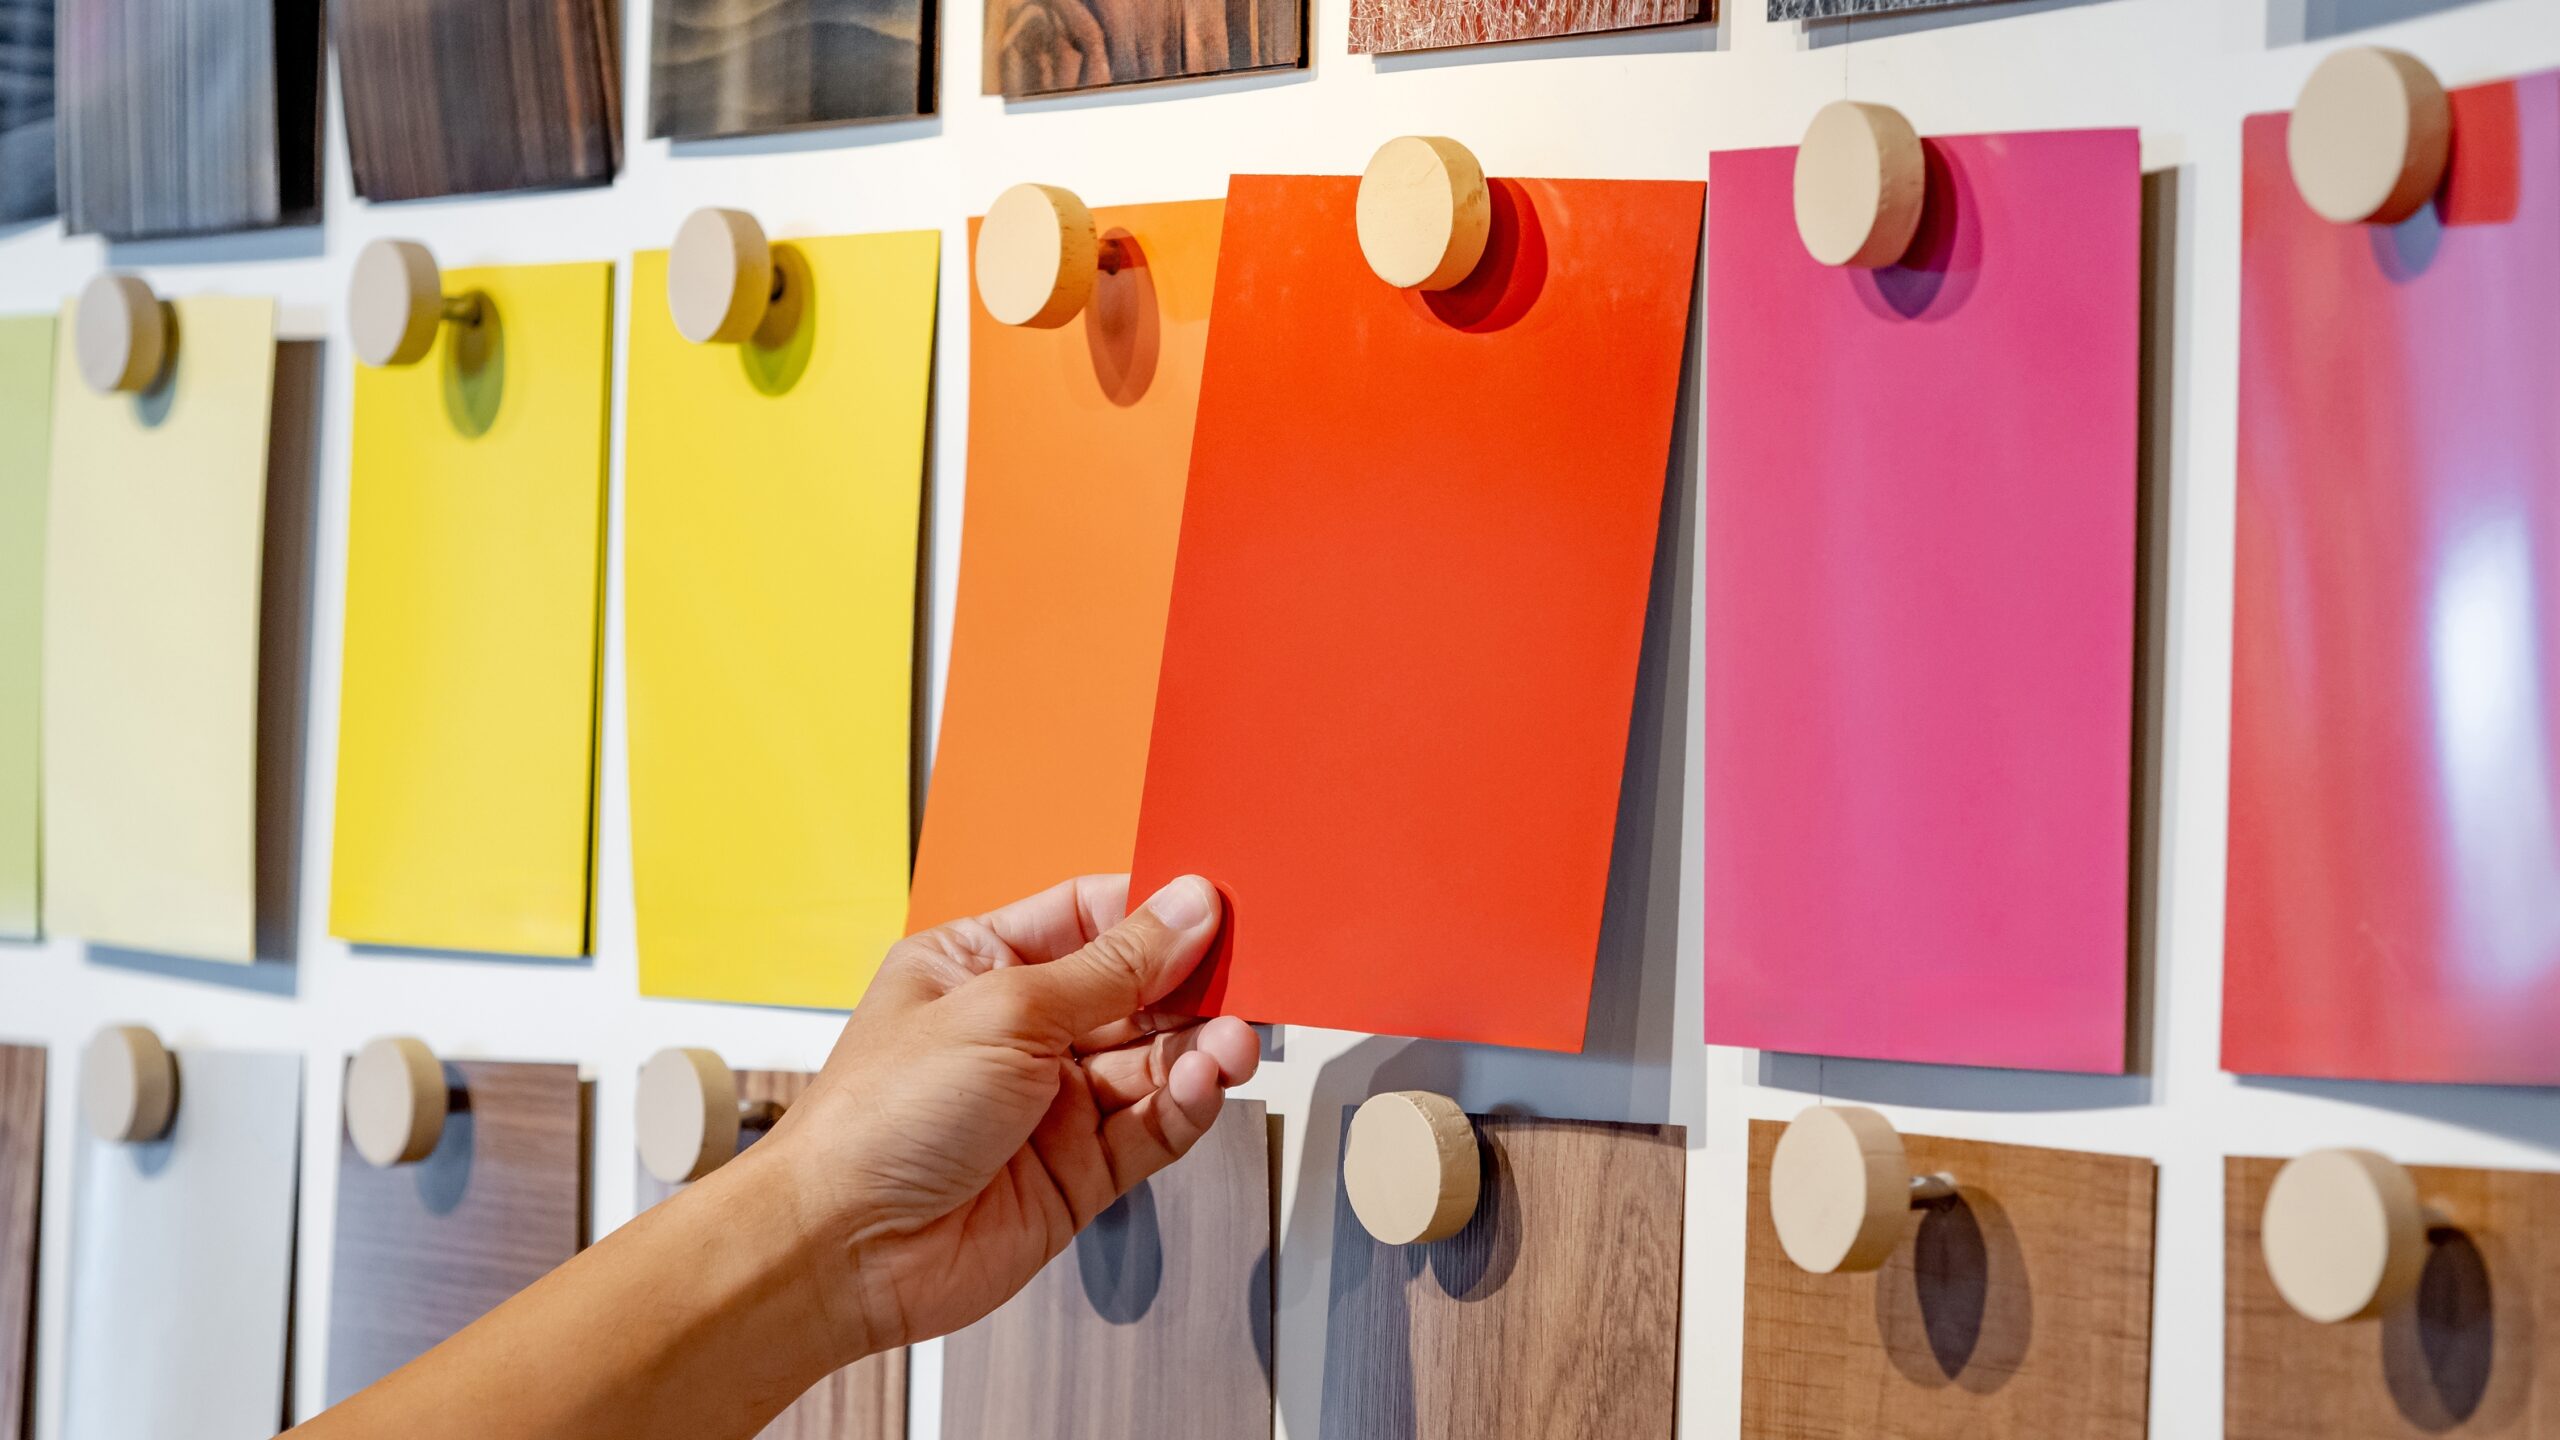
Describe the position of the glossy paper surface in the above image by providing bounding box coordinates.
[909,199,1222,933]
[0,317,51,939]
[2225,75,2560,1085]
[43,296,276,963]
[333,263,613,957]
[1130,174,1704,1052]
[627,232,938,1008]
[1701,132,2140,1072]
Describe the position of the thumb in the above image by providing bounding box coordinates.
[1005,876,1223,1038]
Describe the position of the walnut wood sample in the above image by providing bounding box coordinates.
[336,0,620,201]
[0,0,54,223]
[326,1059,587,1403]
[941,1100,1272,1440]
[1742,1121,2155,1440]
[650,0,930,139]
[1348,0,1702,55]
[59,0,322,237]
[0,1045,40,1440]
[1323,1111,1684,1438]
[637,1070,906,1439]
[982,0,1300,98]
[2228,1155,2560,1438]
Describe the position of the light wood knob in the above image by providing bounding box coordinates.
[1795,101,1927,269]
[347,1035,449,1168]
[668,208,777,345]
[75,273,169,395]
[2289,47,2451,226]
[350,238,453,369]
[82,1025,177,1143]
[1356,136,1492,291]
[2262,1148,2430,1324]
[976,183,1101,329]
[1343,1091,1479,1244]
[636,1046,744,1184]
[1770,1104,1955,1274]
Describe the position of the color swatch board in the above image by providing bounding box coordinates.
[909,197,1223,933]
[63,1048,300,1440]
[336,0,619,200]
[0,317,50,941]
[1130,174,1704,1053]
[650,0,931,139]
[626,230,938,1009]
[0,1045,40,1440]
[43,296,277,964]
[983,0,1302,97]
[941,1100,1271,1440]
[2225,72,2560,1085]
[333,262,614,958]
[1701,130,2142,1072]
[1351,0,1701,54]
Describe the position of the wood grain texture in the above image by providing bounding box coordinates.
[636,1070,907,1440]
[941,1100,1272,1440]
[650,0,930,140]
[2228,1155,2560,1438]
[0,1045,40,1440]
[1769,0,1984,14]
[58,0,322,237]
[1741,1120,2156,1440]
[1349,0,1701,55]
[337,0,620,201]
[1323,1110,1684,1438]
[982,0,1300,98]
[0,0,53,223]
[326,1059,587,1404]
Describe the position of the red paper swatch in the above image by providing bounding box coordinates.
[1130,173,1703,1052]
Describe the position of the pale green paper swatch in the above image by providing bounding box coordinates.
[0,316,52,939]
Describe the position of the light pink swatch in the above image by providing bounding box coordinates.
[1701,130,2141,1072]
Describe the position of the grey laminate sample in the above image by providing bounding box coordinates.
[0,0,54,224]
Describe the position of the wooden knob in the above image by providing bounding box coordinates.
[1795,101,1927,269]
[75,273,168,394]
[350,238,449,369]
[1343,1091,1479,1244]
[976,183,1101,329]
[668,208,776,346]
[2290,46,2451,226]
[82,1025,176,1143]
[1770,1104,1933,1274]
[637,1047,743,1185]
[2262,1148,2430,1324]
[1356,136,1491,291]
[346,1035,449,1168]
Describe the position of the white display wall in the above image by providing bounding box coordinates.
[6,0,2560,1435]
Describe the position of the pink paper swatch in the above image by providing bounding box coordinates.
[1701,130,2141,1072]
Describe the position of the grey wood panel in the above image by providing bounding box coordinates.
[0,0,53,223]
[0,1043,41,1440]
[62,1048,301,1440]
[1769,0,1988,15]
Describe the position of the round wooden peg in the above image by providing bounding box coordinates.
[1356,136,1491,292]
[351,238,480,368]
[2262,1147,2430,1324]
[1770,1105,1953,1275]
[82,1024,177,1144]
[636,1046,747,1184]
[668,208,778,346]
[1343,1091,1479,1245]
[346,1035,452,1168]
[2289,46,2452,225]
[75,273,169,395]
[1795,101,1927,269]
[977,183,1102,329]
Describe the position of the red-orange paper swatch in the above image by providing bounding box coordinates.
[1132,173,1703,1051]
[909,199,1226,932]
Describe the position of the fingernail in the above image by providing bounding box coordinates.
[1144,875,1216,930]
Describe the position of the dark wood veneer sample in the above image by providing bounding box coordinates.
[981,0,1299,99]
[2228,1155,2560,1439]
[337,0,620,201]
[1323,1109,1684,1438]
[650,0,931,139]
[326,1059,588,1403]
[637,1069,906,1439]
[941,1099,1272,1440]
[0,1045,40,1440]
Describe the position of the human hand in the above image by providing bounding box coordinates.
[753,874,1258,1358]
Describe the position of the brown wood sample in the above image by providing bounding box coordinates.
[941,1100,1272,1440]
[982,0,1301,99]
[650,0,930,140]
[637,1070,907,1440]
[326,1059,587,1403]
[0,1045,41,1440]
[336,0,620,201]
[1349,0,1701,54]
[2228,1155,2560,1438]
[1323,1110,1684,1438]
[1742,1120,2155,1440]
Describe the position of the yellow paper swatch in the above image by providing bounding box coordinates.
[332,263,615,956]
[0,316,54,939]
[626,231,939,1007]
[43,296,276,962]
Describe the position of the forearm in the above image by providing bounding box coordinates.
[292,1143,862,1440]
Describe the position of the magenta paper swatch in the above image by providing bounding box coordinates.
[1701,130,2140,1072]
[2224,74,2560,1085]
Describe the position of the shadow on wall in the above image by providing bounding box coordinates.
[2267,0,2502,46]
[2235,1073,2560,1149]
